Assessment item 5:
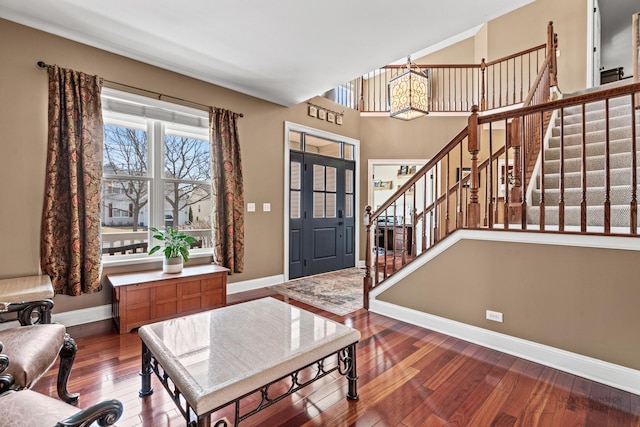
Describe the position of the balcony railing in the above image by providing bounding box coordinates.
[329,22,557,115]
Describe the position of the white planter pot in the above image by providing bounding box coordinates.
[163,256,183,273]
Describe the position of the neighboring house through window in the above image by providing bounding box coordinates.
[101,88,213,259]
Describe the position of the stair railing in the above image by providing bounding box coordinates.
[333,22,556,114]
[364,43,640,309]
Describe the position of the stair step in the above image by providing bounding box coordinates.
[531,185,636,205]
[544,152,640,174]
[562,95,632,115]
[548,128,638,148]
[552,115,640,137]
[555,104,637,125]
[542,168,637,189]
[545,138,637,160]
[527,204,636,228]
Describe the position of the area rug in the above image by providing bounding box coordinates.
[268,268,364,316]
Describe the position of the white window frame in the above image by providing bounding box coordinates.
[101,89,213,266]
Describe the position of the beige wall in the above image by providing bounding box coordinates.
[378,239,640,370]
[0,19,363,312]
[487,0,588,93]
[416,37,476,65]
[0,0,594,318]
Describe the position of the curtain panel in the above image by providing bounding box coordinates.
[210,108,244,273]
[40,65,104,295]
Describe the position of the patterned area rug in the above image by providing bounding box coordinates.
[268,268,364,316]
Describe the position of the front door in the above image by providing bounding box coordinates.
[289,151,355,279]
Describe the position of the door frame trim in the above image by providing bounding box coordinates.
[284,121,360,281]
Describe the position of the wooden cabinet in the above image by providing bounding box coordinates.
[108,264,229,334]
[376,225,413,255]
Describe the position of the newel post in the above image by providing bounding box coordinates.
[547,21,558,87]
[480,58,487,111]
[363,205,372,310]
[467,106,481,229]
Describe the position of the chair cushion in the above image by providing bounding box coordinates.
[0,389,78,427]
[0,324,66,388]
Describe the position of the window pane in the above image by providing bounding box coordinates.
[343,144,354,160]
[345,169,353,193]
[326,166,336,192]
[101,179,149,256]
[290,190,301,219]
[289,130,302,151]
[104,124,148,176]
[326,193,336,218]
[313,192,325,218]
[163,183,213,248]
[164,134,211,181]
[346,194,353,217]
[313,165,325,191]
[305,135,341,158]
[290,161,301,190]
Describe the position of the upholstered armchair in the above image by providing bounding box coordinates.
[0,323,78,403]
[0,341,122,427]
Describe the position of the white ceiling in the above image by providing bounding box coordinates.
[0,0,533,106]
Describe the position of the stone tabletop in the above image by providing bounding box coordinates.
[139,297,361,415]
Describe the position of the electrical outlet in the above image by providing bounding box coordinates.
[486,310,503,323]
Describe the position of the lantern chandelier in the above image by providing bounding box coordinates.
[388,55,430,120]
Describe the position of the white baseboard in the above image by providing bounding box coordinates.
[227,274,284,294]
[369,299,640,395]
[53,304,113,327]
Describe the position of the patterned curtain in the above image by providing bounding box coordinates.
[210,108,244,273]
[40,65,104,295]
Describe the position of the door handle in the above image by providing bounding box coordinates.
[338,221,344,225]
[338,210,343,218]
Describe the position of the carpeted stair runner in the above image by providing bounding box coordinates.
[528,83,640,229]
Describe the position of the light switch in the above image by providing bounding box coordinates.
[247,203,256,212]
[263,203,271,212]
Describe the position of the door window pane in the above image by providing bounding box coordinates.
[313,165,325,191]
[326,166,337,192]
[313,192,325,218]
[290,190,300,219]
[289,130,302,151]
[345,169,353,193]
[346,194,353,218]
[291,161,301,190]
[326,193,336,218]
[305,135,341,158]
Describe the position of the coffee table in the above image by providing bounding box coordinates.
[139,297,360,426]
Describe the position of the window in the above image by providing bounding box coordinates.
[101,89,213,260]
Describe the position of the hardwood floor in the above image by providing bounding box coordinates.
[32,290,640,426]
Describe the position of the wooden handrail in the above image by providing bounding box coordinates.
[485,43,547,67]
[370,127,469,218]
[479,82,640,125]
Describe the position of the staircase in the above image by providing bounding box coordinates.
[528,83,640,231]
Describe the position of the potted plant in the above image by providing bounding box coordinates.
[148,227,197,273]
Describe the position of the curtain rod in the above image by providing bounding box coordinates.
[36,61,244,117]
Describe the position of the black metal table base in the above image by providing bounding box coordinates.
[140,341,358,427]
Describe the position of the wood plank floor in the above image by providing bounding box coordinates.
[32,290,640,426]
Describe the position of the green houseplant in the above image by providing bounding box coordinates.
[148,227,197,273]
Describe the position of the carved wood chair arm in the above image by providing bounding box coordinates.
[54,399,123,427]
